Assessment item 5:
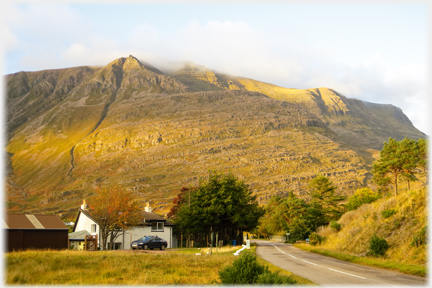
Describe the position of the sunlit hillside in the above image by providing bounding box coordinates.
[5,55,426,219]
[316,179,427,266]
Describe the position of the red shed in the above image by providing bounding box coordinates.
[4,214,69,252]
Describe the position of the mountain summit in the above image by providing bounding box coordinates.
[5,55,425,218]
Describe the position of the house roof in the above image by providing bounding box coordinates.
[141,211,175,226]
[4,214,69,230]
[73,209,174,229]
[68,230,91,241]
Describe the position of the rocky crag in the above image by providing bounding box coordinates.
[5,55,426,219]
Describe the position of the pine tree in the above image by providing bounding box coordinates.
[417,138,428,182]
[398,137,420,191]
[372,138,403,196]
[307,175,345,223]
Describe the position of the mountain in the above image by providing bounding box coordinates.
[5,55,426,219]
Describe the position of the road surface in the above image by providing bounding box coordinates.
[252,240,427,286]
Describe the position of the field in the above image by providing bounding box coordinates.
[5,245,314,285]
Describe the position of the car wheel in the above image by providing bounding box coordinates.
[143,244,149,250]
[160,245,166,250]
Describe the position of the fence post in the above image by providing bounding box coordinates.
[211,229,214,255]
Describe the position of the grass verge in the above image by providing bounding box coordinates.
[5,245,314,285]
[294,244,426,277]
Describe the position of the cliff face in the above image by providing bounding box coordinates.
[5,55,426,218]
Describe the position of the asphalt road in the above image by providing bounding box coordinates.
[252,240,427,286]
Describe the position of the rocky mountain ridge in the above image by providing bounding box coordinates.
[5,55,426,219]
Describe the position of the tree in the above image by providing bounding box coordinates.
[373,137,426,195]
[87,186,142,250]
[257,192,314,242]
[398,137,420,191]
[417,138,428,181]
[287,217,311,241]
[174,170,264,245]
[257,196,285,238]
[372,138,403,196]
[167,187,195,219]
[307,175,345,223]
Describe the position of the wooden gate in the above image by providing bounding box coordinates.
[85,234,98,251]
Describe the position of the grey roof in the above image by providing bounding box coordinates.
[69,230,91,241]
[141,211,175,226]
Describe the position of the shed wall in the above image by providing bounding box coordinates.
[6,230,69,252]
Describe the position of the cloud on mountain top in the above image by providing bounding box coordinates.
[3,3,429,134]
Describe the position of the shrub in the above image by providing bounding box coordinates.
[411,226,427,247]
[256,271,297,284]
[218,252,267,284]
[330,220,341,232]
[346,188,381,211]
[218,252,297,285]
[369,234,389,256]
[309,232,323,246]
[381,209,397,218]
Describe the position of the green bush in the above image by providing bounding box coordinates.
[256,271,297,284]
[411,226,427,247]
[218,252,297,285]
[330,220,341,232]
[346,188,381,211]
[381,209,397,218]
[309,232,323,246]
[369,234,389,256]
[218,253,267,284]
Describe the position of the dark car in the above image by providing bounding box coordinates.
[131,236,168,250]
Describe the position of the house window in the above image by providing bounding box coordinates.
[151,222,164,232]
[91,224,96,233]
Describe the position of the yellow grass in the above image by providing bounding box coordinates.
[314,181,427,267]
[5,245,314,285]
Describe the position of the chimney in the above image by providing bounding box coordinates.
[81,199,89,211]
[144,202,152,213]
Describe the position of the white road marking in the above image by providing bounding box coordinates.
[261,241,405,285]
[271,243,298,259]
[328,268,366,279]
[272,244,286,254]
[302,260,318,266]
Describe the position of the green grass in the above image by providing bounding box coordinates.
[294,244,426,277]
[5,246,314,285]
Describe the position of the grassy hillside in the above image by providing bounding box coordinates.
[314,179,427,267]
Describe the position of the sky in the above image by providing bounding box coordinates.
[1,1,430,134]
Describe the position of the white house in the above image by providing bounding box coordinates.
[72,200,177,249]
